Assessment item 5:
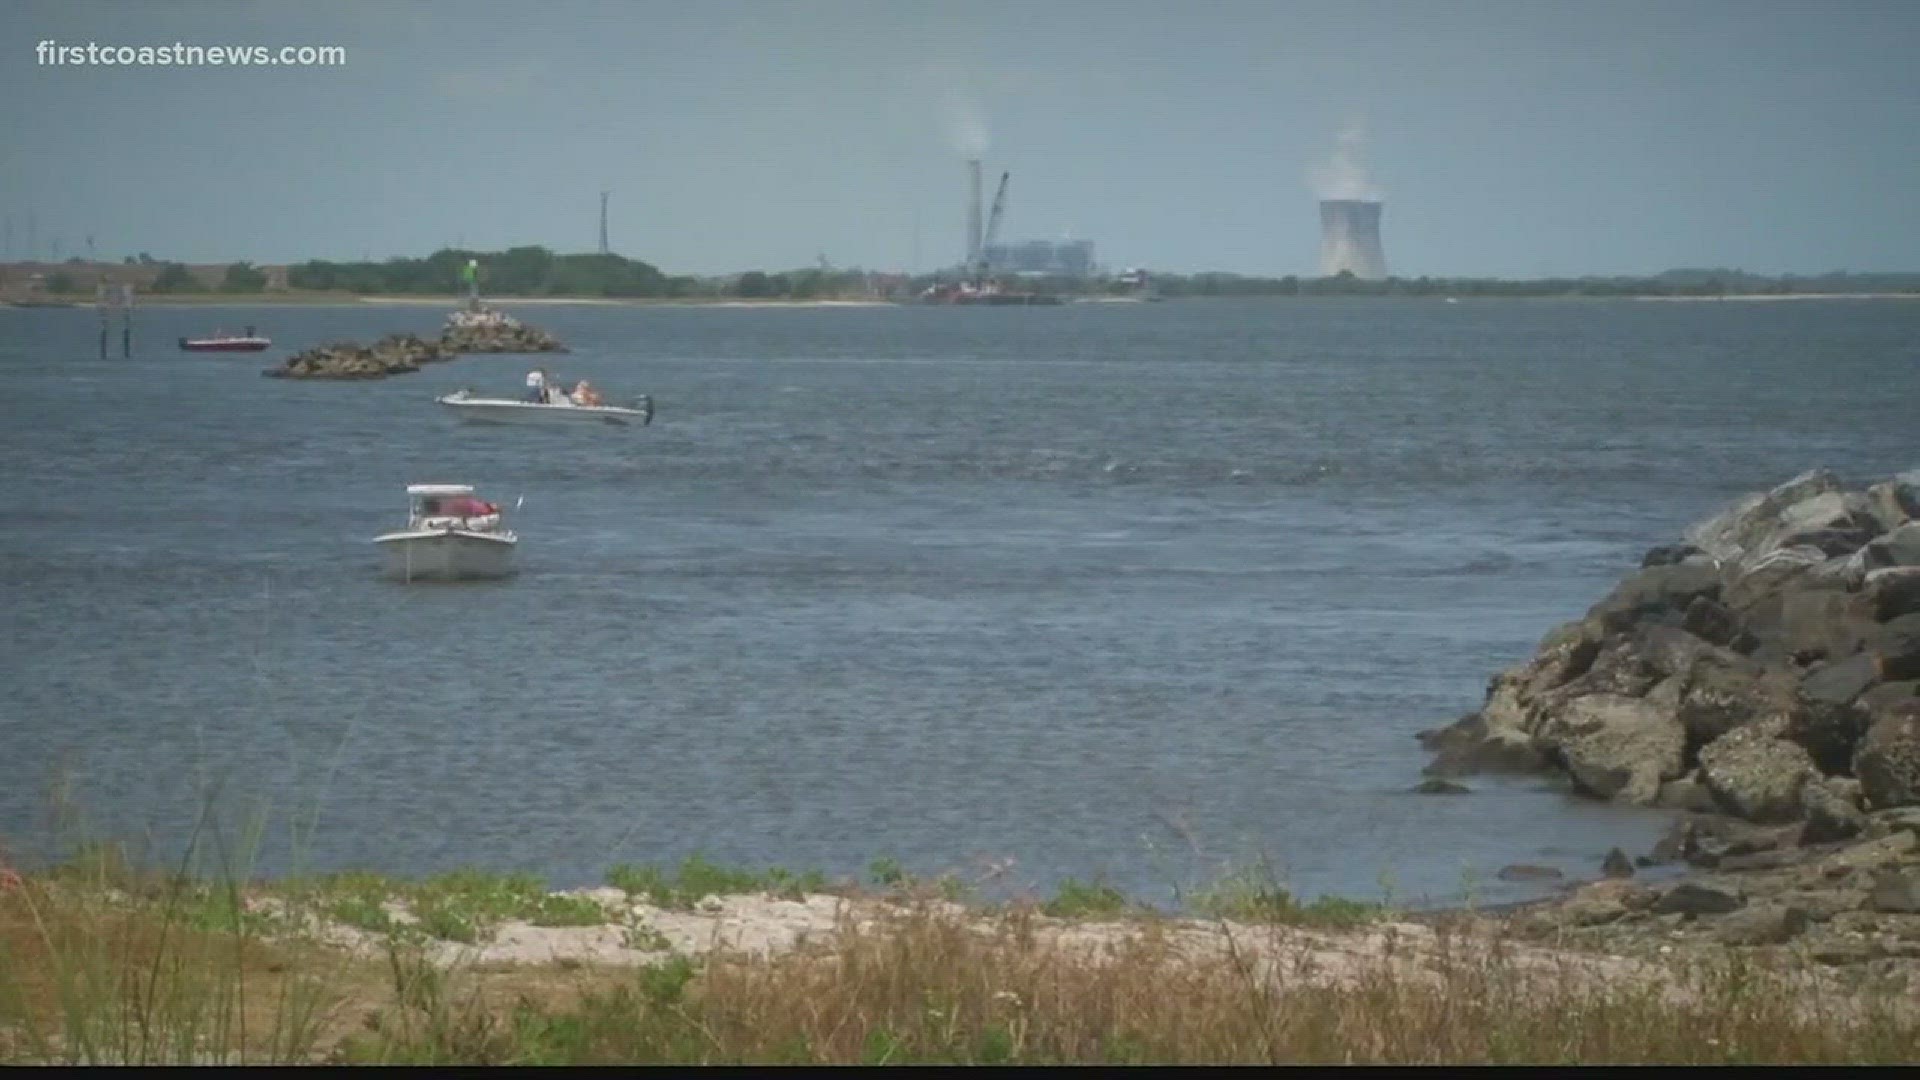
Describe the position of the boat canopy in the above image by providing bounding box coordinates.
[406,483,475,497]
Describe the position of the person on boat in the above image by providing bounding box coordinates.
[525,368,548,403]
[445,494,493,519]
[572,380,602,407]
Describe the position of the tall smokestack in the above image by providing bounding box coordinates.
[1318,200,1387,279]
[967,158,982,267]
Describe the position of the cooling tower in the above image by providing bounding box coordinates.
[1318,199,1387,279]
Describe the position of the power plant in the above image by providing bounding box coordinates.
[1318,199,1387,279]
[919,159,1061,304]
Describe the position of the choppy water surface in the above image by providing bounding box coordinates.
[2,297,1916,907]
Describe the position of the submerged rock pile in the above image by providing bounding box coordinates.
[263,333,451,380]
[263,306,567,379]
[1421,467,1920,827]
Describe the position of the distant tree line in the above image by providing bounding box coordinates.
[285,247,713,298]
[272,247,922,300]
[48,246,1920,300]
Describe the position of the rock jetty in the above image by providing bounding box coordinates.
[263,306,567,379]
[263,333,451,380]
[439,306,568,355]
[1421,467,1920,825]
[1412,468,1920,976]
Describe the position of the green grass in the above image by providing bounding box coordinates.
[271,868,616,943]
[327,896,395,935]
[604,855,825,909]
[3,801,1912,1065]
[313,904,1920,1065]
[1041,877,1130,919]
[5,848,1919,1064]
[1185,861,1390,928]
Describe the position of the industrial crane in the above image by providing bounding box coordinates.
[973,171,1009,288]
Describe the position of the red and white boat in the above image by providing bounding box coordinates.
[178,327,271,352]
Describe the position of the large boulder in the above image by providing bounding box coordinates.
[1771,490,1881,545]
[1863,523,1920,569]
[1698,724,1819,822]
[1801,775,1867,842]
[1666,649,1797,748]
[1419,627,1606,775]
[1854,703,1920,810]
[1417,712,1549,776]
[1800,653,1881,709]
[1782,695,1871,777]
[1584,564,1722,635]
[1654,773,1720,813]
[1742,585,1877,664]
[1651,881,1744,916]
[1867,615,1920,682]
[1681,595,1753,652]
[1533,693,1687,805]
[1535,626,1741,712]
[1864,472,1920,533]
[1535,632,1670,705]
[1720,546,1829,614]
[1867,870,1920,914]
[1802,549,1875,590]
[1516,624,1605,697]
[1863,567,1920,622]
[1858,680,1920,717]
[1686,468,1845,565]
[1642,543,1705,568]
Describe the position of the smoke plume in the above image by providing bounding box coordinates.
[942,88,991,160]
[1310,119,1382,202]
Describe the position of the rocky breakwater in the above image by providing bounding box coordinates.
[262,333,452,380]
[1417,468,1920,974]
[438,306,568,355]
[264,307,567,380]
[1420,467,1920,819]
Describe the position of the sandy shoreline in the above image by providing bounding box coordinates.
[11,292,1916,309]
[342,296,897,309]
[0,295,902,309]
[1630,292,1920,302]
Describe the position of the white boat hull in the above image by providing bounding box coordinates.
[437,392,653,426]
[374,529,517,581]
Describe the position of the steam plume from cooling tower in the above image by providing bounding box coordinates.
[1311,119,1388,279]
[1309,119,1382,202]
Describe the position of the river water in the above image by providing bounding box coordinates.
[2,296,1916,907]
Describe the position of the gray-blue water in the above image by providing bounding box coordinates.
[2,297,1916,908]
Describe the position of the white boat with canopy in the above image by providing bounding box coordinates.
[437,385,654,426]
[373,484,518,581]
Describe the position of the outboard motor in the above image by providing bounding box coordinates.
[633,395,655,426]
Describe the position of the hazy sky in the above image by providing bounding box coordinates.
[4,0,1916,277]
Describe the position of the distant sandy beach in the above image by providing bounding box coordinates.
[1631,292,1920,302]
[354,296,897,309]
